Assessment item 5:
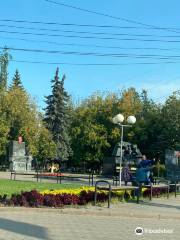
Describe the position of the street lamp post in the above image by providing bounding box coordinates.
[112,114,136,186]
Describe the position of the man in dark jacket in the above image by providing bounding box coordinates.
[136,165,152,184]
[137,155,154,182]
[138,155,154,168]
[135,155,155,198]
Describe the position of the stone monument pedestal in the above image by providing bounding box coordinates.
[9,141,32,172]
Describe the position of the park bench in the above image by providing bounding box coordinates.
[38,172,63,183]
[94,180,174,208]
[11,171,95,186]
[142,183,170,200]
[112,176,119,186]
[153,178,180,197]
[39,172,95,186]
[10,171,39,182]
[169,182,180,197]
[56,173,94,186]
[94,180,140,208]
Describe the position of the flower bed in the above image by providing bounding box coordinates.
[0,186,172,208]
[0,187,130,207]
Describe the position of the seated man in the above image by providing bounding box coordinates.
[137,155,155,183]
[135,165,152,185]
[135,156,155,197]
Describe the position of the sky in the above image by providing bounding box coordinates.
[1,0,180,109]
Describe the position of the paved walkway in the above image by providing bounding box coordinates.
[0,196,180,240]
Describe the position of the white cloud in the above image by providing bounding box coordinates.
[118,75,180,102]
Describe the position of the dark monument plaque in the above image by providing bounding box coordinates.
[165,150,180,181]
[9,141,32,172]
[103,142,142,175]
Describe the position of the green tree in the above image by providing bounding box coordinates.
[0,48,11,91]
[10,69,24,90]
[0,103,9,160]
[34,124,57,166]
[70,88,148,170]
[44,67,72,161]
[127,89,164,158]
[71,92,119,169]
[6,86,56,162]
[160,91,180,150]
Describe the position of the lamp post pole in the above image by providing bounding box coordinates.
[119,124,130,186]
[119,124,123,186]
[112,114,136,186]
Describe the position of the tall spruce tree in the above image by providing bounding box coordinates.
[0,48,11,91]
[44,67,72,161]
[10,69,24,90]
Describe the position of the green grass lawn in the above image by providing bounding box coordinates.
[0,179,82,196]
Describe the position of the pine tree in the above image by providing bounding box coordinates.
[0,48,11,91]
[44,67,72,161]
[10,69,24,90]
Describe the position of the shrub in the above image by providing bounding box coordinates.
[153,164,166,177]
[143,187,167,198]
[1,184,172,208]
[10,190,44,207]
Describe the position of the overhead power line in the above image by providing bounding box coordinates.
[10,59,180,66]
[0,18,180,32]
[2,29,180,43]
[43,0,180,34]
[4,46,180,61]
[2,35,180,52]
[2,23,180,39]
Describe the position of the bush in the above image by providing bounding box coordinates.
[43,193,79,207]
[10,190,44,207]
[143,187,167,198]
[153,164,166,177]
[0,184,172,208]
[7,189,109,207]
[78,190,108,205]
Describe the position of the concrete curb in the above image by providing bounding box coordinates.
[0,206,180,220]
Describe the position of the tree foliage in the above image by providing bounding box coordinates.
[44,68,72,161]
[0,49,180,169]
[70,88,180,168]
[10,69,24,90]
[0,51,56,165]
[70,89,143,169]
[0,48,11,91]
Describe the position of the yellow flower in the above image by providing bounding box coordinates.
[40,186,129,197]
[40,186,96,196]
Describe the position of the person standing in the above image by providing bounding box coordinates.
[122,163,132,185]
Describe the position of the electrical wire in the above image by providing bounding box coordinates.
[4,46,180,61]
[10,59,180,66]
[2,23,180,39]
[2,29,180,43]
[43,0,180,34]
[2,35,180,52]
[0,18,180,32]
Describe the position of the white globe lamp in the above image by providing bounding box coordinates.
[127,115,136,124]
[115,114,124,124]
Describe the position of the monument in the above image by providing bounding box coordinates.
[165,150,180,181]
[9,141,32,172]
[103,142,142,175]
